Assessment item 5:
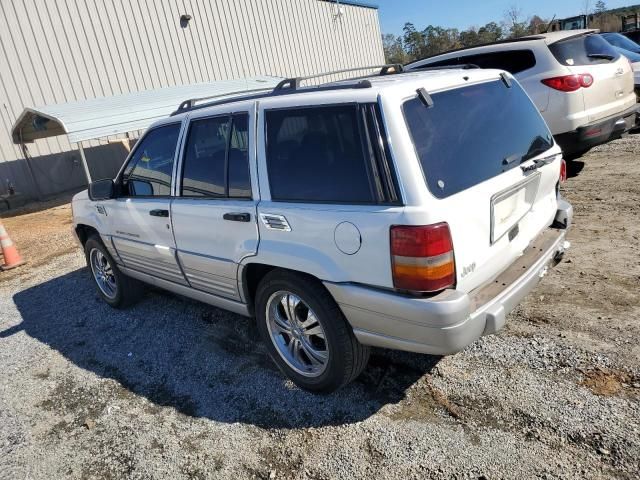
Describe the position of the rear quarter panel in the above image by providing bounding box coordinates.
[252,202,404,287]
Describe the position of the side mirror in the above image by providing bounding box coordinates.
[88,179,115,201]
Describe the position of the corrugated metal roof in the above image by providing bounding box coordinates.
[320,0,379,9]
[11,76,283,144]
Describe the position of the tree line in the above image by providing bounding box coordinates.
[383,1,638,64]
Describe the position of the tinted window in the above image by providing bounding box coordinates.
[612,46,640,62]
[182,116,229,197]
[122,124,180,196]
[423,50,536,74]
[228,114,251,198]
[549,34,620,66]
[403,80,554,199]
[601,33,640,52]
[624,31,640,45]
[266,105,375,203]
[181,113,252,198]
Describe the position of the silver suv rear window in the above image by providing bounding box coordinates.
[418,50,536,75]
[549,34,620,66]
[403,79,554,199]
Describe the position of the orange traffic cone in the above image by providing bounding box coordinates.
[0,220,25,271]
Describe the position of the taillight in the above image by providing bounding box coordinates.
[541,74,594,92]
[390,223,455,292]
[560,159,567,183]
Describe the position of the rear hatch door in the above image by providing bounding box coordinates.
[403,76,561,293]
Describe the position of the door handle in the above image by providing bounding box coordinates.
[223,212,251,222]
[149,209,169,217]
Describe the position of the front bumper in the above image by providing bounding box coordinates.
[324,204,572,356]
[555,103,640,155]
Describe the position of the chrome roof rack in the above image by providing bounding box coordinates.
[172,64,404,116]
[175,87,275,113]
[272,64,404,92]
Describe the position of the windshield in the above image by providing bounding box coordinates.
[601,33,640,53]
[403,79,554,199]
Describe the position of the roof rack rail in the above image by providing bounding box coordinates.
[171,64,404,116]
[175,87,274,114]
[273,64,403,92]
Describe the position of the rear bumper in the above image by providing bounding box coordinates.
[555,103,640,155]
[324,203,572,355]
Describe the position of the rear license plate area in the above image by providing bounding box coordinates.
[491,173,540,244]
[508,223,519,242]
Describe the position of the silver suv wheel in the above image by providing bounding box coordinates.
[89,248,117,299]
[266,290,329,377]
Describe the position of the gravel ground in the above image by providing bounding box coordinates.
[1,135,639,479]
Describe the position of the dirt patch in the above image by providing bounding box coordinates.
[1,199,77,281]
[580,368,635,397]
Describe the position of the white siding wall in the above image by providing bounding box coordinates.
[0,0,384,198]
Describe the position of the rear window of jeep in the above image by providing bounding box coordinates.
[403,79,554,199]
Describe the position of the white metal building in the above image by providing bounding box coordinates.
[0,0,384,200]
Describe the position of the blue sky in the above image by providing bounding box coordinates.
[378,0,634,35]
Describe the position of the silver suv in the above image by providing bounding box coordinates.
[407,30,639,159]
[72,68,572,392]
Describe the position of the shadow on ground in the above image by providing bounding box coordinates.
[566,160,585,179]
[4,268,440,429]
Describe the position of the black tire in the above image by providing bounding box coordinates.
[255,270,370,393]
[84,235,144,308]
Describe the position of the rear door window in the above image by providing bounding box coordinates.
[227,114,252,198]
[265,105,376,203]
[549,34,620,66]
[182,116,229,197]
[403,79,554,199]
[181,113,252,199]
[422,50,537,74]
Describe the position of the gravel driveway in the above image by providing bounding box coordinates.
[1,135,639,479]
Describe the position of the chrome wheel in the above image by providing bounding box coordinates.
[266,291,329,377]
[89,248,117,299]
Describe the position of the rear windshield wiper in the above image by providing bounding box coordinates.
[588,53,615,60]
[503,138,553,168]
[503,153,522,166]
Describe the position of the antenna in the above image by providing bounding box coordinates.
[544,14,556,33]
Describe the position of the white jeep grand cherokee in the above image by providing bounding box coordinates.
[72,68,572,392]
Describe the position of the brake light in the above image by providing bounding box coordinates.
[560,159,567,183]
[390,223,455,292]
[541,74,594,92]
